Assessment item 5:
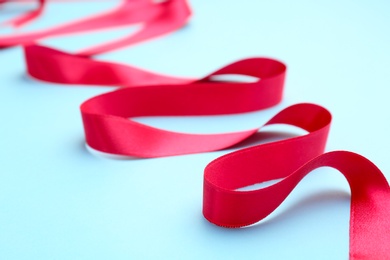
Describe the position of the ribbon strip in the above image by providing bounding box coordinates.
[0,0,191,56]
[1,0,45,27]
[24,44,192,86]
[203,150,390,259]
[1,0,389,258]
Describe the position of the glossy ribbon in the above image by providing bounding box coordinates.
[0,0,191,55]
[1,0,389,259]
[1,0,45,27]
[204,150,390,259]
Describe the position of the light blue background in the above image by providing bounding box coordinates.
[1,1,390,259]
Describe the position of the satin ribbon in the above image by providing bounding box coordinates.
[0,0,191,56]
[1,0,389,259]
[1,0,45,27]
[204,150,390,259]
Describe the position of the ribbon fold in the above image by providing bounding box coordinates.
[203,150,390,260]
[1,0,45,27]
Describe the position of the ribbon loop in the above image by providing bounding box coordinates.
[203,103,332,227]
[203,150,390,259]
[80,57,286,157]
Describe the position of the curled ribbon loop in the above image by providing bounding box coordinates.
[79,56,286,157]
[203,150,390,259]
[203,102,332,226]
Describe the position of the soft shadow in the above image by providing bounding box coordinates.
[19,73,46,85]
[0,45,13,50]
[201,190,350,234]
[81,141,146,161]
[249,190,350,230]
[76,139,99,159]
[0,6,34,15]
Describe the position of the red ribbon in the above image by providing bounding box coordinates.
[1,0,45,27]
[204,150,390,259]
[0,0,191,55]
[1,0,389,259]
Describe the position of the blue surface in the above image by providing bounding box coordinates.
[1,1,390,259]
